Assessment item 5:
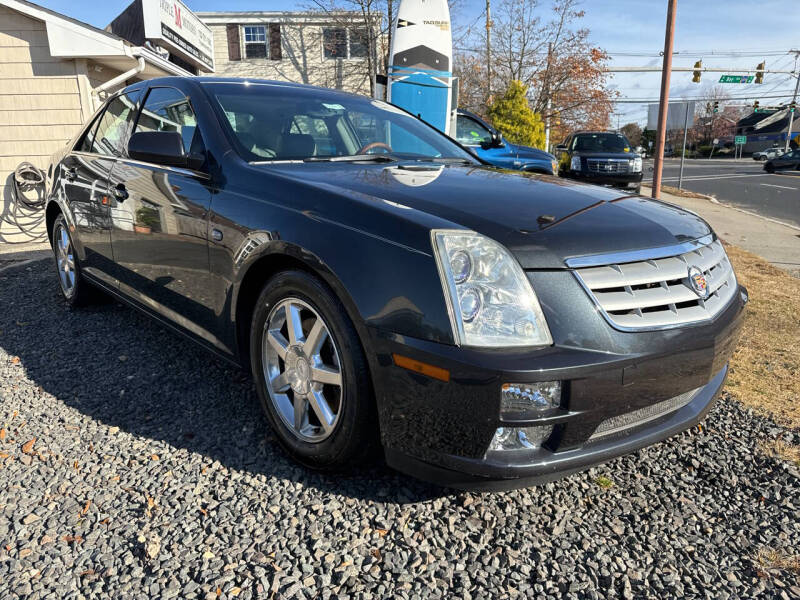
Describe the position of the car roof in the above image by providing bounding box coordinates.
[121,76,365,101]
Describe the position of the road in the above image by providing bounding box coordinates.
[643,158,800,228]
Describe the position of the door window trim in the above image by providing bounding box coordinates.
[72,89,144,157]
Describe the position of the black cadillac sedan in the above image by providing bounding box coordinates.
[44,77,747,490]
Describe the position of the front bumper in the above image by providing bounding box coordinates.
[369,283,747,491]
[568,170,643,189]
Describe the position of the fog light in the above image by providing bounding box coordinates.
[487,426,553,452]
[501,381,561,419]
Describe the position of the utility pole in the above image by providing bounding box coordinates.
[652,0,677,200]
[544,42,552,150]
[485,0,492,104]
[785,52,799,153]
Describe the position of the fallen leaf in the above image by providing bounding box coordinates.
[21,438,36,454]
[216,587,222,597]
[11,356,20,364]
[108,426,119,435]
[0,429,6,440]
[19,548,32,558]
[230,587,241,597]
[0,452,9,459]
[150,454,159,461]
[374,529,389,537]
[73,461,80,471]
[79,569,95,577]
[198,507,207,516]
[81,500,91,516]
[147,496,155,509]
[63,535,83,544]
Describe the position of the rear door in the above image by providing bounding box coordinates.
[108,86,217,344]
[60,90,140,285]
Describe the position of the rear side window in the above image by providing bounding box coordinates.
[134,87,201,155]
[90,91,140,157]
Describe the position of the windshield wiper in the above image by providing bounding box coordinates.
[303,154,397,163]
[412,157,476,165]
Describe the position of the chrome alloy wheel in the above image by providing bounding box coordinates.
[54,223,76,297]
[262,298,343,442]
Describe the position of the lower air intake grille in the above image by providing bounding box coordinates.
[589,387,702,441]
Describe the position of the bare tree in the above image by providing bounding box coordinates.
[455,0,616,136]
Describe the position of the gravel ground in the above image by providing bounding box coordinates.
[1,259,799,600]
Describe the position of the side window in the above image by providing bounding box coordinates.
[134,87,200,156]
[455,115,491,145]
[87,91,140,156]
[289,115,333,154]
[77,110,104,153]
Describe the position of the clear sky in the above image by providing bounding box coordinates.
[34,0,800,126]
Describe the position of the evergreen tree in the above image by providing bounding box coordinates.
[487,81,545,148]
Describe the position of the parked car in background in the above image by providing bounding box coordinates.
[764,149,800,173]
[45,77,747,490]
[453,110,557,175]
[554,131,643,193]
[752,146,784,161]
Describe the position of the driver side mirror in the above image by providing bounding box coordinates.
[554,144,567,154]
[128,131,205,171]
[481,131,504,149]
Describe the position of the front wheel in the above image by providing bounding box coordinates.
[250,270,378,470]
[51,214,100,307]
[765,163,775,174]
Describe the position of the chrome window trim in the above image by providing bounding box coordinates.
[565,234,715,268]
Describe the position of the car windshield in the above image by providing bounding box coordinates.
[572,133,631,153]
[206,82,476,164]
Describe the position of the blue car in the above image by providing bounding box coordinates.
[453,110,557,175]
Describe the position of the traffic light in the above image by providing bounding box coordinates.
[753,100,760,113]
[692,61,702,83]
[790,101,797,113]
[713,101,719,114]
[755,62,765,84]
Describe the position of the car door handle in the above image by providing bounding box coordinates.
[64,167,77,182]
[112,184,128,201]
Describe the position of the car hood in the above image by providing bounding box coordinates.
[507,143,555,161]
[574,152,639,159]
[261,162,711,269]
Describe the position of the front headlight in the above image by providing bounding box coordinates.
[570,156,581,171]
[432,230,552,347]
[631,157,643,172]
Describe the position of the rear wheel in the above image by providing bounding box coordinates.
[51,215,99,307]
[250,270,377,469]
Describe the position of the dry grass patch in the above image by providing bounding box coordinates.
[754,546,800,577]
[758,439,800,468]
[723,244,800,428]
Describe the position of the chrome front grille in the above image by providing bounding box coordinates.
[587,158,630,174]
[569,237,738,330]
[589,386,702,441]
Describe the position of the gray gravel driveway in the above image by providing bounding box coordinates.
[1,259,799,599]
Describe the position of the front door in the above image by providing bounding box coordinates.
[61,90,140,285]
[109,86,217,345]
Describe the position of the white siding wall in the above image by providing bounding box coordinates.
[0,5,85,244]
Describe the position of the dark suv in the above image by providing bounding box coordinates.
[555,131,643,194]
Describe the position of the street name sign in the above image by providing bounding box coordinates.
[719,75,754,84]
[734,136,747,145]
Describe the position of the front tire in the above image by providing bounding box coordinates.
[51,214,98,308]
[250,270,377,470]
[765,163,775,173]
